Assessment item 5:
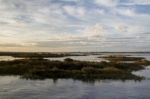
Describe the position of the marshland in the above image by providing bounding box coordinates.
[0,55,149,80]
[1,52,150,99]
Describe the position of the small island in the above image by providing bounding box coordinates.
[99,55,145,61]
[0,54,150,81]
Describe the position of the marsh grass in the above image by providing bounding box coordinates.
[0,55,149,80]
[99,55,145,62]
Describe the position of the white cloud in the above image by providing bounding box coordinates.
[126,0,150,5]
[63,5,86,18]
[82,24,106,37]
[95,0,119,7]
[116,8,136,17]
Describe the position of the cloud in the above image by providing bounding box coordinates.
[0,0,150,52]
[95,0,119,7]
[115,24,128,32]
[82,24,106,38]
[0,43,22,47]
[124,0,150,5]
[116,8,136,17]
[63,5,86,18]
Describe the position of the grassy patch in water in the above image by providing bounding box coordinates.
[99,55,145,62]
[0,56,149,81]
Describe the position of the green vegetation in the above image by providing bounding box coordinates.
[0,55,150,81]
[99,55,145,62]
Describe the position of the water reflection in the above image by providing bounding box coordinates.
[22,76,143,84]
[0,76,150,99]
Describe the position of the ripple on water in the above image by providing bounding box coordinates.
[0,76,150,99]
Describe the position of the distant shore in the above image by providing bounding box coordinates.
[0,51,150,58]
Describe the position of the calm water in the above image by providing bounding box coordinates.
[0,55,106,62]
[46,53,150,62]
[46,55,107,62]
[0,76,150,99]
[0,53,150,99]
[0,56,23,61]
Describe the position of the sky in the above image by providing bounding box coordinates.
[0,0,150,52]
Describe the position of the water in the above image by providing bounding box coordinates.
[0,56,23,61]
[133,66,150,79]
[0,76,150,99]
[46,53,150,62]
[46,55,107,62]
[0,55,106,62]
[0,53,150,99]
